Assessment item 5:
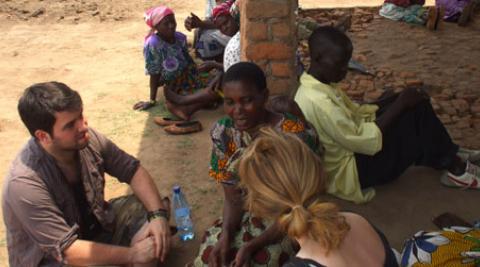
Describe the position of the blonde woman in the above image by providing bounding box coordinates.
[239,128,399,267]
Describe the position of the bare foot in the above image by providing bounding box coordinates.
[165,101,191,121]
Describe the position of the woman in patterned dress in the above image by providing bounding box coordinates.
[134,6,221,122]
[193,62,321,267]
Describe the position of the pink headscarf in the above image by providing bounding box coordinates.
[212,0,234,22]
[144,6,174,41]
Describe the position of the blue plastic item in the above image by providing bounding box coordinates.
[172,185,195,241]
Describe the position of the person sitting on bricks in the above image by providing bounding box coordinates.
[295,26,480,203]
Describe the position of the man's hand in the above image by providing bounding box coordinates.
[147,218,171,262]
[208,234,231,267]
[128,236,156,264]
[185,13,202,31]
[396,87,429,111]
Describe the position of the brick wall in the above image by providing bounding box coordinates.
[240,0,298,96]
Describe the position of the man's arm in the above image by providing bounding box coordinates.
[64,237,155,266]
[130,166,171,262]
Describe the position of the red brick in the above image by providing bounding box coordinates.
[267,78,294,95]
[405,79,423,87]
[271,62,293,77]
[272,22,291,39]
[245,42,292,60]
[245,21,268,41]
[244,0,289,19]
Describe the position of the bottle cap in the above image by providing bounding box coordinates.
[173,185,181,193]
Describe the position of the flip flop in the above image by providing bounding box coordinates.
[164,121,202,135]
[153,117,184,127]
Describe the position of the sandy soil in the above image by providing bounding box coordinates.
[0,0,478,266]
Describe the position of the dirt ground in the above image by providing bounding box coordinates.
[0,0,478,266]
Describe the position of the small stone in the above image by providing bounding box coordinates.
[456,118,471,129]
[364,90,384,102]
[354,54,367,62]
[347,90,364,98]
[451,99,469,114]
[455,92,478,103]
[12,51,18,57]
[339,83,350,91]
[472,118,480,130]
[438,114,452,124]
[405,79,423,87]
[439,101,457,116]
[471,104,480,116]
[91,10,100,16]
[376,71,385,78]
[449,129,463,140]
[356,33,368,39]
[357,79,375,91]
[31,8,45,17]
[399,71,416,79]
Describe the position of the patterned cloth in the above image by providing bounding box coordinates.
[208,112,321,185]
[379,3,428,24]
[224,31,241,72]
[436,0,472,21]
[400,227,480,267]
[194,213,296,267]
[195,29,231,59]
[144,32,207,95]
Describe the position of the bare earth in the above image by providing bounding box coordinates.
[0,0,478,266]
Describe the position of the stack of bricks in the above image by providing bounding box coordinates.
[240,0,298,96]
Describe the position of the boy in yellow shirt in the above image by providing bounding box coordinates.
[295,26,479,203]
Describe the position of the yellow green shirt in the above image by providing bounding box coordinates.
[295,73,383,203]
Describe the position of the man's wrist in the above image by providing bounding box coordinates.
[147,208,169,222]
[126,247,135,264]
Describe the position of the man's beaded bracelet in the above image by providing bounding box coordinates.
[147,208,169,222]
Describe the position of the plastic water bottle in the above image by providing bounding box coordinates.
[172,185,195,241]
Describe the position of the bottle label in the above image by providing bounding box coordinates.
[175,207,189,217]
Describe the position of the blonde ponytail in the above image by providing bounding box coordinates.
[239,127,349,253]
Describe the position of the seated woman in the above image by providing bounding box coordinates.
[194,0,241,74]
[193,62,321,267]
[133,6,221,125]
[184,0,239,61]
[238,128,399,267]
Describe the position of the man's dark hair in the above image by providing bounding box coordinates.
[223,62,267,92]
[308,26,353,61]
[18,82,83,137]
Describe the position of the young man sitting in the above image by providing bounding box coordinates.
[295,26,480,203]
[3,82,171,266]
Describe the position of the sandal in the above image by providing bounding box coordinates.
[164,121,202,135]
[432,212,472,229]
[153,117,184,127]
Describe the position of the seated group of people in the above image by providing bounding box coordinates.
[133,1,241,135]
[3,3,479,267]
[380,0,479,29]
